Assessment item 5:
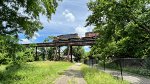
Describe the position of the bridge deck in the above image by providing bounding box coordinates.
[23,39,96,47]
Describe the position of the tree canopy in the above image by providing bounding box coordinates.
[0,0,58,38]
[87,0,150,59]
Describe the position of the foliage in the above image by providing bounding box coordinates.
[44,36,56,42]
[0,0,58,38]
[0,0,59,64]
[81,65,129,84]
[73,46,85,61]
[38,36,57,61]
[0,61,72,84]
[34,36,57,61]
[37,47,55,61]
[23,48,35,62]
[87,0,150,59]
[11,47,35,64]
[64,46,85,61]
[47,47,55,60]
[0,36,26,64]
[0,36,36,64]
[83,52,90,60]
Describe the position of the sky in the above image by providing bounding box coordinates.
[19,0,94,52]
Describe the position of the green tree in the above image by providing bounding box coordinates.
[23,47,34,62]
[0,0,59,64]
[0,36,24,64]
[64,46,85,62]
[0,0,58,37]
[47,47,55,60]
[86,0,150,59]
[39,36,56,60]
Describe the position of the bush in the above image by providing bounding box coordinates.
[0,53,11,64]
[23,48,34,62]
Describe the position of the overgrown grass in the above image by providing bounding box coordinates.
[81,65,129,84]
[0,61,72,84]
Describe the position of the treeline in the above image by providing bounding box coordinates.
[0,39,58,64]
[87,0,150,60]
[0,36,36,64]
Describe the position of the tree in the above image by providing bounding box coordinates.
[86,0,150,59]
[44,36,56,42]
[47,47,55,60]
[40,36,56,60]
[0,0,59,64]
[0,0,58,38]
[64,46,85,62]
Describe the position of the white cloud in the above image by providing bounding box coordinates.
[20,32,40,44]
[75,25,94,37]
[50,21,63,25]
[32,32,40,40]
[75,26,87,37]
[63,9,75,22]
[20,39,31,44]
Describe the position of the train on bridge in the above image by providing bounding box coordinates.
[53,32,99,42]
[23,32,99,62]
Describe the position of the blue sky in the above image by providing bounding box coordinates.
[20,0,93,52]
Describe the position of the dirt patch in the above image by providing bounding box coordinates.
[54,63,86,84]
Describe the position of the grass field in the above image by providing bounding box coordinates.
[0,61,72,84]
[81,65,129,84]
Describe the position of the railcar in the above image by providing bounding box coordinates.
[53,33,80,42]
[82,32,99,40]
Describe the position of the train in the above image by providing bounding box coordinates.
[53,33,80,42]
[53,32,99,42]
[82,32,99,40]
[85,32,99,38]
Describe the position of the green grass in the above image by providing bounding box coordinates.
[81,65,129,84]
[0,61,72,84]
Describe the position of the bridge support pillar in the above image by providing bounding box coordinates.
[58,46,61,61]
[54,46,57,60]
[70,46,73,62]
[35,46,38,61]
[67,46,70,60]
